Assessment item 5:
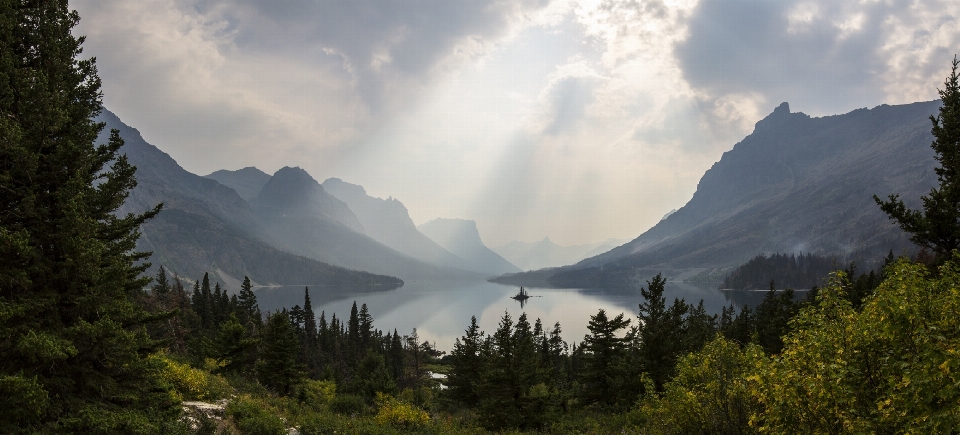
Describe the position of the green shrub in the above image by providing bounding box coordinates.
[227,395,286,435]
[297,379,336,411]
[329,394,367,415]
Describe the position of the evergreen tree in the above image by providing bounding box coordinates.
[478,312,522,429]
[448,316,484,406]
[257,312,306,396]
[236,275,261,329]
[199,273,213,329]
[637,273,688,390]
[212,313,259,374]
[152,266,170,297]
[358,302,374,349]
[876,56,960,260]
[0,1,178,431]
[578,309,631,408]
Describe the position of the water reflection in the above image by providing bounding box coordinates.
[253,279,800,352]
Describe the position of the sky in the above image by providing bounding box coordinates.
[72,0,960,247]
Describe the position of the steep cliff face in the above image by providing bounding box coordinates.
[501,101,940,287]
[418,218,520,276]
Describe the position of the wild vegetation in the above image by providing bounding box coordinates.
[4,1,960,433]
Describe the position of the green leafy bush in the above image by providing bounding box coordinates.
[329,394,367,415]
[227,395,286,435]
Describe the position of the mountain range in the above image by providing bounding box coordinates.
[100,110,402,290]
[495,101,939,288]
[99,109,526,290]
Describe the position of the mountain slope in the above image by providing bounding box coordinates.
[204,167,271,201]
[100,109,402,289]
[500,101,939,287]
[321,178,471,270]
[418,218,520,276]
[250,170,477,280]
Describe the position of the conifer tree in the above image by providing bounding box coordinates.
[257,312,306,396]
[152,266,170,297]
[237,275,261,329]
[0,1,177,431]
[578,309,631,408]
[637,273,688,390]
[448,316,484,406]
[876,56,960,260]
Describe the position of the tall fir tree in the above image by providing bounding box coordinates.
[876,56,960,260]
[448,316,484,406]
[257,312,306,396]
[0,1,178,431]
[637,273,689,391]
[578,309,631,408]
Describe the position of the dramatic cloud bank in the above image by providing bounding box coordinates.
[73,0,960,246]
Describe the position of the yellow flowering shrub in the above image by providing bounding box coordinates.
[374,392,430,429]
[151,353,232,401]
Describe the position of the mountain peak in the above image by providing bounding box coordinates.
[754,101,806,132]
[322,177,368,198]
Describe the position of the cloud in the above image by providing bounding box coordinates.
[68,0,960,247]
[676,0,960,116]
[194,0,553,113]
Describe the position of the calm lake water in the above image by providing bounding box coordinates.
[254,279,786,353]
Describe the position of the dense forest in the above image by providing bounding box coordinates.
[721,252,841,290]
[4,1,960,433]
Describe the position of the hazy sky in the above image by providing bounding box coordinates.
[73,0,960,246]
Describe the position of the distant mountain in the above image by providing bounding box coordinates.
[418,218,520,276]
[321,178,472,270]
[492,237,627,271]
[204,167,271,201]
[99,109,402,290]
[250,170,475,280]
[251,167,365,234]
[496,101,939,287]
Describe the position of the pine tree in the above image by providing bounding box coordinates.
[876,56,960,260]
[0,1,178,431]
[257,312,306,396]
[152,266,170,297]
[448,316,484,406]
[212,313,259,374]
[637,273,688,390]
[237,275,261,329]
[578,309,631,408]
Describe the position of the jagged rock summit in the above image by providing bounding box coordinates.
[418,218,520,276]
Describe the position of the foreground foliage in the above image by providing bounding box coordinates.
[0,1,176,432]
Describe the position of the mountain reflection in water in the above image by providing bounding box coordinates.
[254,279,795,352]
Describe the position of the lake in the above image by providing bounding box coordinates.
[254,279,789,353]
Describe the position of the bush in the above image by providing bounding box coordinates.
[638,336,764,434]
[374,392,431,429]
[227,395,286,435]
[329,394,367,416]
[153,353,233,401]
[297,379,336,411]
